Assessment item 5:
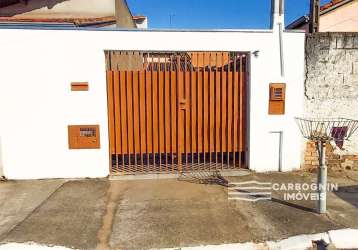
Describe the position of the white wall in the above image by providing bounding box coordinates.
[0,28,305,179]
[0,137,4,177]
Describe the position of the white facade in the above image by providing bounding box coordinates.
[0,28,305,179]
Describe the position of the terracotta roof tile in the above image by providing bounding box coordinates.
[0,16,116,26]
[320,0,352,11]
[132,15,146,20]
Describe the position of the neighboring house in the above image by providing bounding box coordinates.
[0,0,147,28]
[286,0,358,32]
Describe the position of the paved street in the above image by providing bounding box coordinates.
[0,171,357,250]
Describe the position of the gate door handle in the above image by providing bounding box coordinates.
[179,99,187,110]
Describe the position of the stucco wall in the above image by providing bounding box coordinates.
[0,28,305,179]
[305,32,358,154]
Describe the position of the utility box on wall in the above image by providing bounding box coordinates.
[269,83,286,115]
[68,125,100,149]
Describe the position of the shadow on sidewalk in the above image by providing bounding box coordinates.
[334,185,358,208]
[271,198,316,213]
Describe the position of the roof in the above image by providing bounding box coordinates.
[320,0,354,12]
[286,0,355,29]
[286,15,310,30]
[0,16,116,27]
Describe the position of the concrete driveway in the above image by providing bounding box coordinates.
[0,171,357,250]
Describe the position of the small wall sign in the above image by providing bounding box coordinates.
[269,83,286,115]
[71,82,89,91]
[68,125,100,149]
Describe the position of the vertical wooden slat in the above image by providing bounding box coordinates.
[190,53,196,170]
[214,53,219,169]
[154,54,160,169]
[131,71,141,172]
[152,71,159,167]
[223,57,228,168]
[106,71,116,173]
[184,54,189,170]
[196,53,202,169]
[169,59,174,170]
[143,54,148,168]
[164,61,170,171]
[177,54,182,172]
[125,71,133,171]
[119,71,127,170]
[242,56,247,164]
[131,70,138,170]
[233,53,238,167]
[158,63,164,171]
[163,54,167,170]
[202,52,206,167]
[204,56,210,161]
[239,56,243,168]
[171,70,177,169]
[220,53,224,169]
[185,70,191,168]
[150,55,155,170]
[208,53,212,169]
[117,71,126,172]
[227,54,232,167]
[114,71,122,172]
[138,70,145,171]
[145,68,151,170]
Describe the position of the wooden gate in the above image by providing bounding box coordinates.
[106,51,248,175]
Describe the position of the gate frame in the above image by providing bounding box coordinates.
[105,50,251,176]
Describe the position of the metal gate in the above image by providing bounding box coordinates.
[106,51,248,175]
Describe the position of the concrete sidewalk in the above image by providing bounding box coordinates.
[0,171,357,250]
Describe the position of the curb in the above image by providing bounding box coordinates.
[159,228,358,250]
